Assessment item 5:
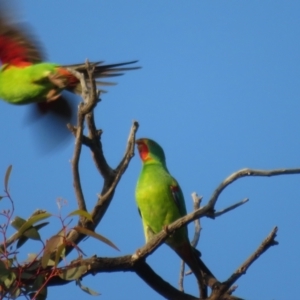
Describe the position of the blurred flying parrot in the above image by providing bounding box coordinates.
[0,4,139,147]
[135,138,213,297]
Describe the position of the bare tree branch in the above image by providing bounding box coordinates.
[134,261,199,300]
[67,63,100,215]
[208,227,278,300]
[71,107,86,214]
[96,120,138,205]
[208,168,300,211]
[42,256,199,300]
[214,198,249,218]
[179,260,185,292]
[222,226,278,289]
[63,63,139,252]
[179,193,202,291]
[191,193,202,247]
[64,122,138,256]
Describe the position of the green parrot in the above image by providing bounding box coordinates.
[0,5,139,142]
[135,138,212,297]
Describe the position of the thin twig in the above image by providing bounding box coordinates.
[97,121,139,205]
[208,227,278,300]
[86,111,113,179]
[178,260,185,292]
[71,107,86,213]
[223,227,278,289]
[208,168,300,209]
[66,67,89,104]
[179,193,202,290]
[67,63,100,214]
[190,193,202,247]
[68,63,101,215]
[214,198,249,217]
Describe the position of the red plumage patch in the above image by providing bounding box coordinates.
[170,185,181,210]
[0,35,32,66]
[136,140,149,161]
[56,67,79,88]
[170,185,179,193]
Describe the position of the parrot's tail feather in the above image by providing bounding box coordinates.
[64,60,140,94]
[95,81,117,86]
[93,60,139,70]
[96,73,125,78]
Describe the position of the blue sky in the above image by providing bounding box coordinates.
[0,1,300,299]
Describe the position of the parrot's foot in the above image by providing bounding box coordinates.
[46,89,61,102]
[48,73,67,88]
[163,225,171,234]
[132,249,142,260]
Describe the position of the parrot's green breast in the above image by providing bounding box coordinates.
[135,162,188,247]
[0,63,59,105]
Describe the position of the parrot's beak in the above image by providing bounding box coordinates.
[135,139,146,158]
[136,141,142,152]
[135,139,143,149]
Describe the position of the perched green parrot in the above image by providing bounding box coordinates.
[0,5,139,147]
[135,138,212,297]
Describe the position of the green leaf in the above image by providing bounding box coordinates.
[16,236,28,249]
[77,279,100,296]
[12,219,49,248]
[26,261,40,272]
[41,252,52,269]
[7,258,14,268]
[23,227,41,241]
[26,213,52,227]
[31,274,45,292]
[67,210,93,222]
[2,272,16,289]
[74,226,119,251]
[42,235,64,268]
[54,244,66,267]
[20,272,33,280]
[34,222,49,231]
[0,260,11,277]
[10,286,20,298]
[33,287,47,300]
[18,222,49,247]
[59,265,88,281]
[30,276,47,300]
[11,216,26,230]
[15,213,51,240]
[4,165,12,191]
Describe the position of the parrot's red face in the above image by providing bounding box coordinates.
[136,139,150,162]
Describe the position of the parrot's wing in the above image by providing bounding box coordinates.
[35,96,75,122]
[170,180,188,217]
[0,3,45,65]
[26,94,76,152]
